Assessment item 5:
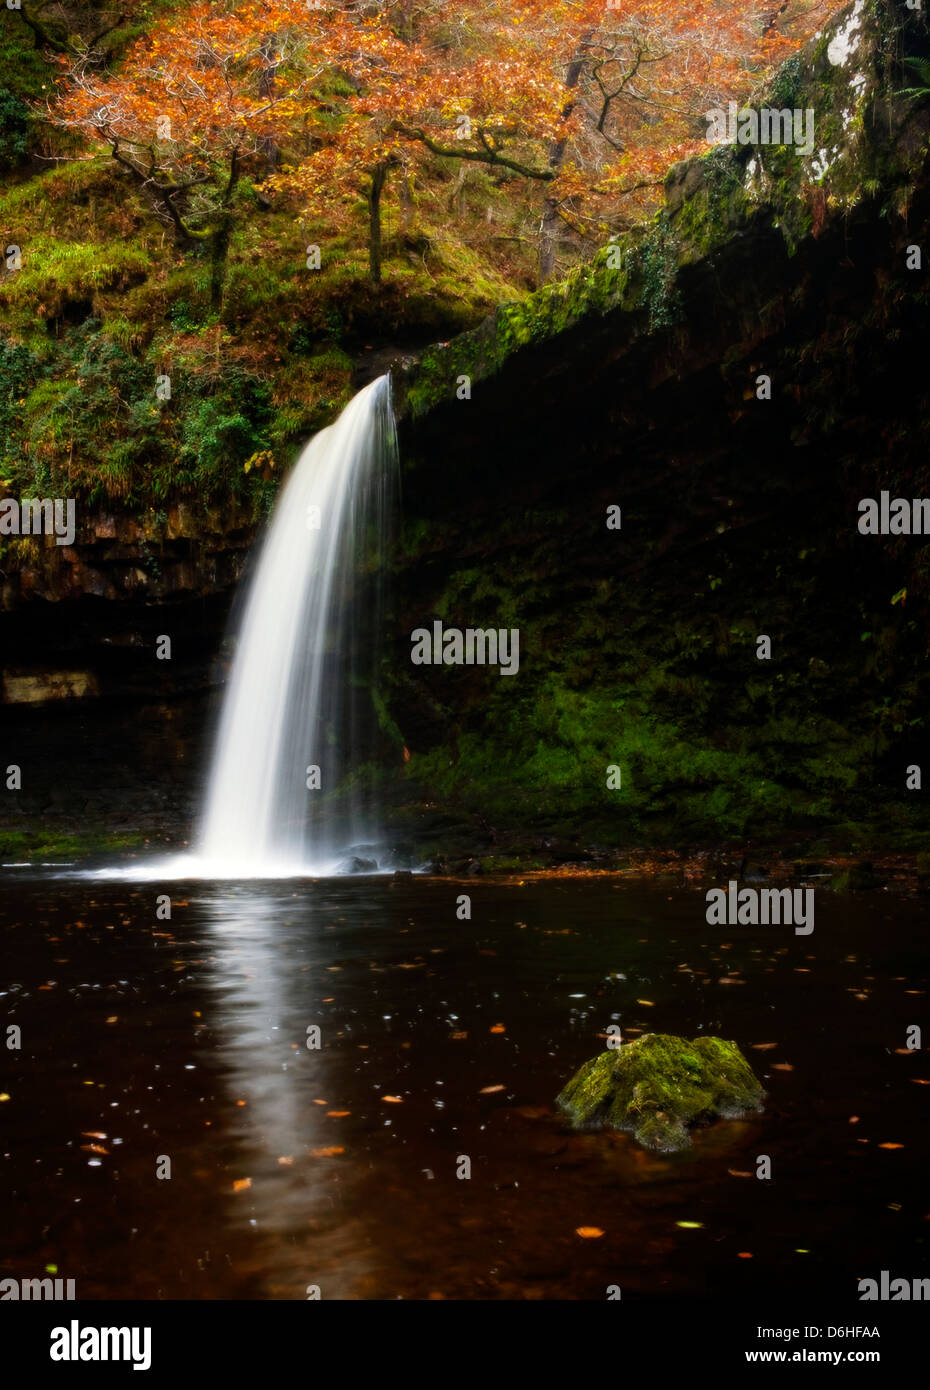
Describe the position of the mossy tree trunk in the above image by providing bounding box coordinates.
[368,160,391,285]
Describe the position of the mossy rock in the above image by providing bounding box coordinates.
[555,1032,765,1153]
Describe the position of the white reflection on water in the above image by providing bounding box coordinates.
[194,886,372,1298]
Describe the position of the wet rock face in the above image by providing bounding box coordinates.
[556,1033,765,1152]
[0,501,257,609]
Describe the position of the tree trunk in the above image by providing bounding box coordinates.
[209,215,232,308]
[368,162,389,285]
[209,151,240,307]
[400,167,413,233]
[257,37,279,179]
[539,32,593,284]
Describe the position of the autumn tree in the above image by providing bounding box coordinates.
[49,0,842,296]
[49,0,330,303]
[271,2,569,284]
[273,0,838,285]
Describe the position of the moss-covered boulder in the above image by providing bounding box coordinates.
[556,1033,765,1152]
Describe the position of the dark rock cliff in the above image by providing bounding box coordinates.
[381,0,930,857]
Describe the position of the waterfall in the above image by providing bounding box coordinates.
[196,374,397,877]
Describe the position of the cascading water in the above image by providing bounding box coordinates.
[195,374,397,877]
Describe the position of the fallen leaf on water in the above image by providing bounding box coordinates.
[910,1079,930,1085]
[0,1093,10,1102]
[737,1252,754,1259]
[676,1221,703,1229]
[879,1142,904,1149]
[312,1099,328,1106]
[106,1017,118,1024]
[236,1100,247,1107]
[277,1156,294,1166]
[772,1063,794,1071]
[894,1048,917,1056]
[310,1146,344,1158]
[751,1043,778,1050]
[232,1178,252,1192]
[326,1110,350,1117]
[450,1031,468,1040]
[849,1116,860,1123]
[382,1095,403,1104]
[489,1024,506,1034]
[81,1143,108,1155]
[728,1169,754,1178]
[479,1085,506,1094]
[636,1000,655,1006]
[575,1227,604,1239]
[81,1131,107,1140]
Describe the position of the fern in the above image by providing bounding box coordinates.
[897,56,930,99]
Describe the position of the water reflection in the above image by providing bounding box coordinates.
[195,885,371,1299]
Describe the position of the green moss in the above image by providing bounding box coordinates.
[556,1033,765,1152]
[0,828,147,860]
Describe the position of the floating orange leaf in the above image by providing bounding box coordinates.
[382,1095,403,1103]
[489,1024,506,1034]
[327,1110,350,1117]
[232,1178,252,1192]
[575,1226,604,1238]
[479,1084,506,1094]
[310,1146,344,1158]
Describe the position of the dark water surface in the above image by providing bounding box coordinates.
[0,874,926,1300]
